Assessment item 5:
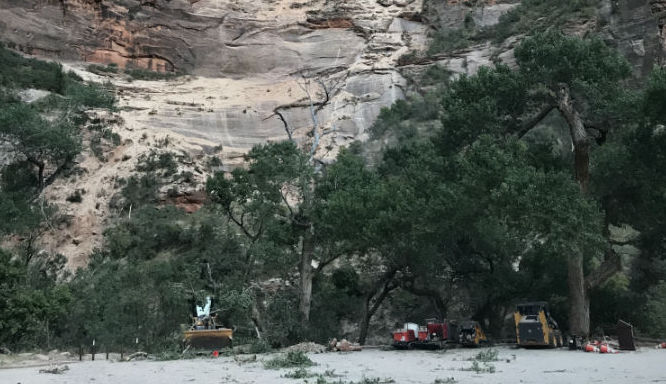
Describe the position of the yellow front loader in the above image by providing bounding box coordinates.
[183,296,233,349]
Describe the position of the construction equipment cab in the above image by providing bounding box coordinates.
[458,320,488,347]
[514,302,563,348]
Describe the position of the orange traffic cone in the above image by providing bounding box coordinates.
[599,344,618,354]
[585,344,599,352]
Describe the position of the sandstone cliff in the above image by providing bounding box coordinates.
[0,0,663,266]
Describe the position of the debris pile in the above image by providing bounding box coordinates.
[39,365,69,374]
[328,338,362,352]
[233,354,257,364]
[127,351,149,361]
[657,342,666,349]
[284,342,327,354]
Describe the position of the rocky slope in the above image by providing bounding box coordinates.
[0,0,664,266]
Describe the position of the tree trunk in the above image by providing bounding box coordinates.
[38,163,45,189]
[358,270,397,345]
[558,84,593,336]
[358,303,373,346]
[251,301,264,339]
[298,226,315,322]
[557,84,591,192]
[567,252,590,336]
[573,143,590,193]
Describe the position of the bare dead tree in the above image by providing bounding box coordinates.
[269,71,347,164]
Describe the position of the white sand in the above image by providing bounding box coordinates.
[1,347,665,384]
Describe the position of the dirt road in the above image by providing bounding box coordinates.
[1,347,664,384]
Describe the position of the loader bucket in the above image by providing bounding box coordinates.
[183,328,233,349]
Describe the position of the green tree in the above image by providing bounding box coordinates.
[591,67,666,330]
[208,142,339,324]
[0,102,80,189]
[0,248,71,350]
[434,31,632,336]
[66,206,251,351]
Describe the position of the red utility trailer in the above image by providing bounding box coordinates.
[392,322,419,349]
[392,319,457,349]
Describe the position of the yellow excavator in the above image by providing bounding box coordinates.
[183,296,233,349]
[514,302,563,348]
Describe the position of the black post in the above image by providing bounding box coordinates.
[92,339,95,361]
[120,344,124,361]
[79,345,83,361]
[106,346,109,360]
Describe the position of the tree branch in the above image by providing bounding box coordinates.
[585,248,622,290]
[315,248,346,274]
[227,207,258,241]
[273,109,294,142]
[515,104,556,138]
[401,278,449,318]
[279,189,296,219]
[368,271,399,315]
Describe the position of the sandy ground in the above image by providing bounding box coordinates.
[1,347,665,384]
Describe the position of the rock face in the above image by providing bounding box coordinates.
[425,0,520,29]
[0,0,431,265]
[1,0,662,166]
[601,0,664,79]
[0,0,664,265]
[0,0,431,166]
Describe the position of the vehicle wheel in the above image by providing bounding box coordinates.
[408,342,415,350]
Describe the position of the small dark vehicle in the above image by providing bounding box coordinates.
[514,301,562,348]
[458,320,488,347]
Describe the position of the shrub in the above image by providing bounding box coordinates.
[109,173,160,211]
[493,0,599,42]
[473,349,498,362]
[263,351,314,369]
[428,28,475,55]
[125,68,183,81]
[0,43,65,92]
[206,156,223,169]
[65,80,115,109]
[283,368,312,379]
[87,64,119,75]
[250,338,272,354]
[644,282,666,338]
[461,360,495,374]
[350,378,395,384]
[136,151,179,176]
[66,189,84,203]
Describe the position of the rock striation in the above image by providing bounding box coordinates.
[0,0,435,166]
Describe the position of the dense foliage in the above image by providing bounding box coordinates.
[0,44,114,349]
